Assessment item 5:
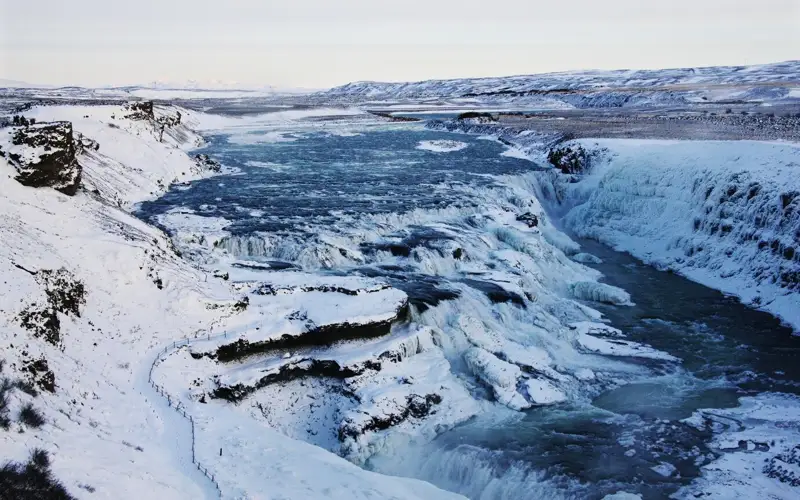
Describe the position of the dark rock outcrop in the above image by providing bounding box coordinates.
[547,145,590,174]
[516,212,539,228]
[8,122,82,195]
[338,393,442,441]
[456,112,496,122]
[18,307,60,345]
[194,154,221,172]
[212,358,380,402]
[210,312,403,362]
[22,357,55,393]
[37,268,86,318]
[74,132,99,153]
[123,101,155,121]
[368,111,421,122]
[17,268,86,345]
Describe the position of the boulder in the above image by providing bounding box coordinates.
[194,153,222,172]
[547,145,590,174]
[516,212,539,228]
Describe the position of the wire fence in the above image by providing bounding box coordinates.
[148,336,222,498]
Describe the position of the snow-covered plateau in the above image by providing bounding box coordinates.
[314,60,800,108]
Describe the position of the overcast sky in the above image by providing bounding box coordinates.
[1,0,798,88]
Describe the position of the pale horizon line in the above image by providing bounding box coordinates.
[2,57,798,92]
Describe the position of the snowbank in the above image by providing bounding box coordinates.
[677,393,800,499]
[542,139,800,331]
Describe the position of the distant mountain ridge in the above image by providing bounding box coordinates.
[316,60,800,101]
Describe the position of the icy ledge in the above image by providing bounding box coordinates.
[538,139,800,331]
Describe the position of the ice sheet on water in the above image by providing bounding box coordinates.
[416,140,469,152]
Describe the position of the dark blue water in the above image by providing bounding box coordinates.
[139,128,538,235]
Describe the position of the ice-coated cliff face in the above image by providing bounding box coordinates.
[537,139,800,330]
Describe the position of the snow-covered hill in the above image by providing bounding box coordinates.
[316,60,800,105]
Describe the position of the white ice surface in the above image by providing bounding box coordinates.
[676,393,800,499]
[416,140,469,153]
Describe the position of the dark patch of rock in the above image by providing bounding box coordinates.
[37,269,86,318]
[123,101,155,121]
[212,312,403,363]
[338,393,442,441]
[456,112,496,122]
[547,145,590,174]
[18,307,60,345]
[21,357,55,393]
[368,111,421,122]
[194,154,222,172]
[212,358,379,402]
[8,122,82,195]
[17,268,86,345]
[516,212,539,228]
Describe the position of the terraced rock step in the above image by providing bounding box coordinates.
[211,315,403,362]
[210,325,428,402]
[189,272,409,362]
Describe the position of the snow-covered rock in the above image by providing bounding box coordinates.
[464,347,530,410]
[573,252,603,264]
[570,322,679,362]
[677,393,800,499]
[569,281,632,305]
[0,121,81,195]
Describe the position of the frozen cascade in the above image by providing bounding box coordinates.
[367,442,580,500]
[218,233,273,257]
[537,139,800,330]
